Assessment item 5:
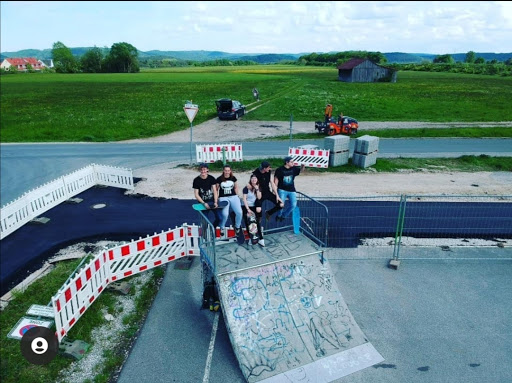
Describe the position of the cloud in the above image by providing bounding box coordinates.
[1,1,511,54]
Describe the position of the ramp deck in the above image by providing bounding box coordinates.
[212,230,383,382]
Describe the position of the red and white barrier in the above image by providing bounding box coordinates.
[108,226,199,282]
[51,224,199,342]
[196,143,243,163]
[52,250,111,342]
[288,147,330,168]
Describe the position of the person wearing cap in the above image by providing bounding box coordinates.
[192,163,221,228]
[273,156,305,222]
[251,160,284,222]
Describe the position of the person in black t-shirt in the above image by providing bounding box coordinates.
[192,163,221,228]
[216,165,243,236]
[273,156,305,222]
[252,161,284,222]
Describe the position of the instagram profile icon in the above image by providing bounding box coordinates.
[20,326,58,365]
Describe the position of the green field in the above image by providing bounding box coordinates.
[1,66,511,142]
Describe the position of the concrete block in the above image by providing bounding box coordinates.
[59,338,90,360]
[329,151,349,167]
[352,152,378,168]
[30,217,51,225]
[324,135,350,152]
[388,259,401,270]
[65,197,83,204]
[355,135,379,155]
[107,281,131,295]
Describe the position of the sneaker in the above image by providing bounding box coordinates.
[265,210,271,221]
[258,239,265,247]
[235,227,241,235]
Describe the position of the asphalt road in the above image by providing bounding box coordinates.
[1,138,511,206]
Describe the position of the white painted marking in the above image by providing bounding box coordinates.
[202,311,220,383]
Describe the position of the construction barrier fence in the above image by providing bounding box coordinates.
[51,224,199,342]
[288,147,330,168]
[196,143,243,164]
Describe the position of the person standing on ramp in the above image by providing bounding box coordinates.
[274,156,305,222]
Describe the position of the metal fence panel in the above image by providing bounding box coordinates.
[394,195,512,261]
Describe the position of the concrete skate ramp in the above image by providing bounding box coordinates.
[217,253,383,382]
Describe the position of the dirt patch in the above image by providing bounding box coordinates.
[122,119,512,143]
[128,164,512,200]
[121,118,511,199]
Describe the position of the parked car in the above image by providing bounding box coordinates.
[215,99,246,120]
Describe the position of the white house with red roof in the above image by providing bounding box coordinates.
[0,57,45,71]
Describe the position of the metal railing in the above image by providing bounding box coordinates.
[198,193,511,283]
[392,195,512,261]
[259,192,329,246]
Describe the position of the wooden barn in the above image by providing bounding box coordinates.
[337,58,397,83]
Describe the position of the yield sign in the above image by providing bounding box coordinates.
[184,102,199,123]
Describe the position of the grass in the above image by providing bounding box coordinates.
[1,67,511,142]
[0,257,165,383]
[271,127,512,140]
[192,155,512,174]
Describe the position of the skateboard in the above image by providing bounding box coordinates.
[247,213,259,245]
[292,207,301,234]
[192,200,228,211]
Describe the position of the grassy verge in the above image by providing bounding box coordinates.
[198,155,512,174]
[1,68,511,142]
[273,126,512,140]
[0,257,165,383]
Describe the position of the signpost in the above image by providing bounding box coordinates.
[184,101,199,165]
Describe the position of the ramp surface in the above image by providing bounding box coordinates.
[216,232,383,382]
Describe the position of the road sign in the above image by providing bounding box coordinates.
[8,317,54,340]
[184,102,199,123]
[26,304,55,318]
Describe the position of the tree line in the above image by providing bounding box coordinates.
[2,42,511,77]
[51,41,140,73]
[296,50,512,77]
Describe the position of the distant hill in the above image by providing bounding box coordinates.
[1,48,510,64]
[138,50,302,63]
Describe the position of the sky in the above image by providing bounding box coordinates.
[1,1,511,55]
